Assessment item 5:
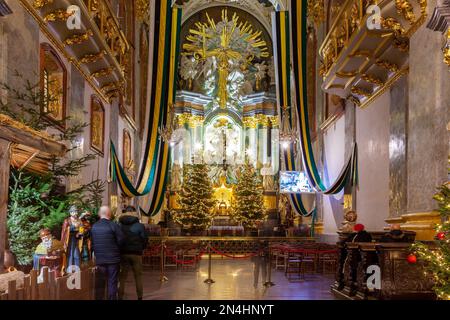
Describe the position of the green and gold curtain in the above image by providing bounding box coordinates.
[110,1,182,216]
[273,10,315,218]
[272,2,358,217]
[290,0,358,194]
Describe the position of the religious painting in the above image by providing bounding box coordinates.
[40,43,67,127]
[123,129,132,171]
[306,27,317,139]
[90,95,105,155]
[139,23,150,137]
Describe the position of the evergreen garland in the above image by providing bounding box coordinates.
[173,163,216,232]
[231,163,266,229]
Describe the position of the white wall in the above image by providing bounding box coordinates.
[321,116,345,235]
[355,92,390,231]
[80,85,112,206]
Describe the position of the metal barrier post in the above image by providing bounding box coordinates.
[264,242,275,287]
[160,239,168,282]
[204,242,215,284]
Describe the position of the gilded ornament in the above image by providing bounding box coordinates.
[91,67,114,79]
[177,114,204,128]
[418,0,427,15]
[350,3,360,33]
[444,30,450,67]
[256,114,270,128]
[183,9,269,109]
[63,30,93,46]
[361,74,384,87]
[268,116,278,127]
[80,51,107,64]
[33,0,53,9]
[349,50,372,60]
[395,0,416,24]
[393,37,410,52]
[382,17,406,36]
[44,9,74,23]
[375,59,399,73]
[351,86,371,98]
[101,81,122,94]
[243,117,258,129]
[136,0,150,22]
[336,70,359,78]
[307,0,325,27]
[86,0,99,12]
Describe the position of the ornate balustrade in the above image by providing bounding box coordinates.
[332,231,436,300]
[319,0,428,108]
[19,0,130,102]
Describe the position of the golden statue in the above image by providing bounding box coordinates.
[183,9,269,109]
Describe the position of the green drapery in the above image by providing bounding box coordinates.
[110,1,182,216]
[291,0,358,195]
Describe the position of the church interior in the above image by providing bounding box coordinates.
[0,0,449,302]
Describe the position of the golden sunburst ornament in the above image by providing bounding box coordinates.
[183,9,269,109]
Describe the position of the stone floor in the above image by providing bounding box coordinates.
[121,258,336,300]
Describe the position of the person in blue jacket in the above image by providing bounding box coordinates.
[91,206,125,300]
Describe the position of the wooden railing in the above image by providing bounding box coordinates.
[332,232,436,300]
[0,267,95,300]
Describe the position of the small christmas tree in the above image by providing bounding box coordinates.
[231,163,266,229]
[173,163,216,232]
[412,182,450,300]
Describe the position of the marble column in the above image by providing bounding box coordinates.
[404,0,450,239]
[344,99,356,210]
[108,99,120,208]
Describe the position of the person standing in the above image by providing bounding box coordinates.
[252,240,269,288]
[91,206,125,300]
[118,206,148,300]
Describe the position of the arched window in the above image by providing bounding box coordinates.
[40,43,67,126]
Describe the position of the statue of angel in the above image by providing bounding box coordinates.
[179,56,199,90]
[254,62,268,91]
[267,59,276,85]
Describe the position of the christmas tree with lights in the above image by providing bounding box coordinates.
[173,164,216,232]
[412,182,450,300]
[231,163,266,229]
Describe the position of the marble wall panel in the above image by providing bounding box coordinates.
[355,91,390,231]
[389,76,408,218]
[322,116,345,235]
[407,1,450,213]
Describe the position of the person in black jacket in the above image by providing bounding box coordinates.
[91,206,125,300]
[380,224,407,242]
[347,223,372,243]
[118,206,149,300]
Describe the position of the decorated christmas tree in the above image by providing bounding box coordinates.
[231,163,266,229]
[412,182,450,300]
[173,163,216,232]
